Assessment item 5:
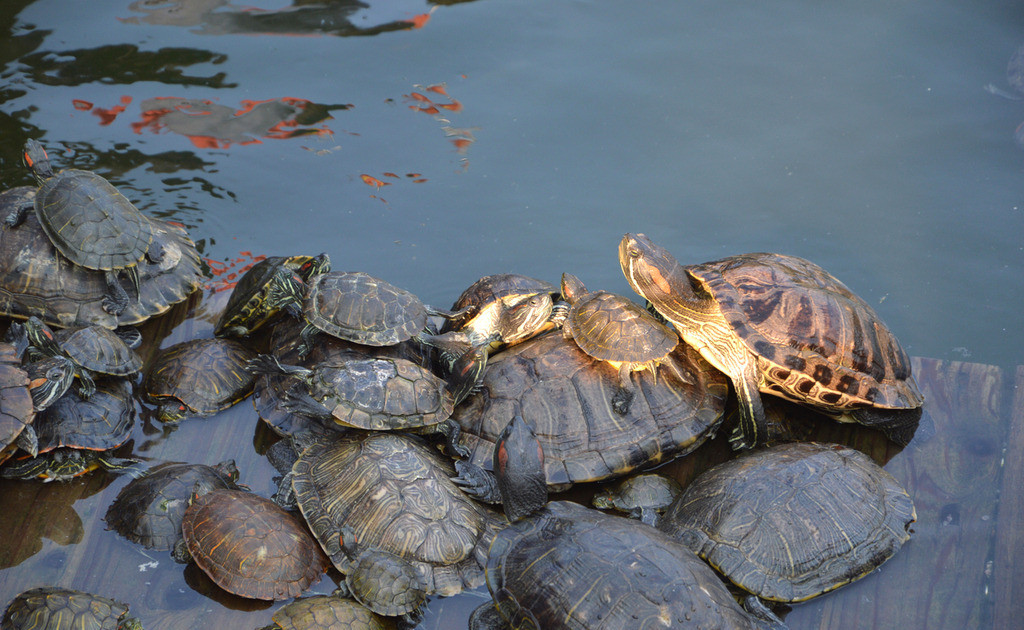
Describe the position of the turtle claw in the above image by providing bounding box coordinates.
[452,459,501,503]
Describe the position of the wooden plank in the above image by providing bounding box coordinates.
[993,365,1024,626]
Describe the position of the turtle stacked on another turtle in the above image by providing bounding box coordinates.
[2,586,143,630]
[144,338,257,423]
[8,140,162,316]
[619,232,924,449]
[0,184,202,330]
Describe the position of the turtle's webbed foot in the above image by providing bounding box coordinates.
[452,459,502,503]
[281,386,333,421]
[611,387,634,416]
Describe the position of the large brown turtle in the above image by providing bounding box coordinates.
[619,233,924,449]
[657,441,916,603]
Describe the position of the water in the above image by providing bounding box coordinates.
[0,0,1022,628]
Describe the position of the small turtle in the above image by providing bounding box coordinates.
[0,378,140,481]
[453,331,728,492]
[252,316,433,438]
[288,432,504,611]
[214,253,330,338]
[247,353,464,457]
[619,233,924,449]
[421,274,558,405]
[259,594,397,630]
[296,271,450,355]
[591,473,683,526]
[560,272,680,413]
[177,488,329,601]
[22,317,142,398]
[469,500,786,630]
[9,140,160,316]
[0,186,201,329]
[144,338,257,423]
[658,441,916,603]
[104,460,240,554]
[1,586,143,630]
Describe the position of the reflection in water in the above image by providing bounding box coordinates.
[17,44,234,88]
[403,83,477,171]
[131,97,349,149]
[123,0,448,37]
[0,475,109,570]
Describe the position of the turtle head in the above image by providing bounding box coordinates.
[494,414,547,522]
[559,272,588,304]
[27,356,75,411]
[498,292,553,345]
[214,459,240,484]
[298,252,331,280]
[157,401,190,424]
[619,233,687,302]
[23,139,55,181]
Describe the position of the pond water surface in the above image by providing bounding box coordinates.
[0,1,1022,628]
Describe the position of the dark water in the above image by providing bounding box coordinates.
[0,0,1022,628]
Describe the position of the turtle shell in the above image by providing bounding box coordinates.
[687,252,923,412]
[50,325,143,377]
[453,331,728,491]
[657,441,916,602]
[591,473,683,522]
[561,278,678,364]
[33,378,134,453]
[303,271,429,346]
[0,341,35,464]
[215,254,326,337]
[297,355,453,432]
[0,187,202,329]
[105,460,240,551]
[145,338,257,418]
[181,488,328,601]
[34,167,153,273]
[291,432,502,597]
[2,586,141,630]
[253,317,434,437]
[481,500,776,629]
[263,595,397,630]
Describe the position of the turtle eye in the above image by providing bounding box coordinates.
[628,247,641,259]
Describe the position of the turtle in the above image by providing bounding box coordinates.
[468,500,787,630]
[104,459,240,554]
[452,330,728,492]
[420,274,559,405]
[252,314,435,438]
[559,272,680,414]
[8,140,160,316]
[177,488,329,601]
[287,432,504,612]
[0,378,141,481]
[258,594,398,630]
[0,340,39,464]
[21,317,142,398]
[0,186,203,329]
[21,355,78,414]
[214,252,331,338]
[247,352,465,457]
[144,337,257,423]
[1,586,143,630]
[657,441,916,603]
[295,271,450,356]
[591,473,683,526]
[619,232,925,450]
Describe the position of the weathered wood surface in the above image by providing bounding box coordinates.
[0,288,1020,629]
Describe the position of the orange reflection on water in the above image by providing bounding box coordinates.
[130,96,336,149]
[403,82,478,168]
[203,251,267,293]
[72,96,134,126]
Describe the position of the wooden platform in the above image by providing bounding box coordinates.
[0,295,1020,629]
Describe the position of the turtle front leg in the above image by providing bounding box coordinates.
[296,323,319,359]
[726,358,767,450]
[451,459,502,503]
[101,270,130,316]
[3,200,31,228]
[433,419,471,459]
[611,364,636,416]
[76,369,97,400]
[281,386,335,422]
